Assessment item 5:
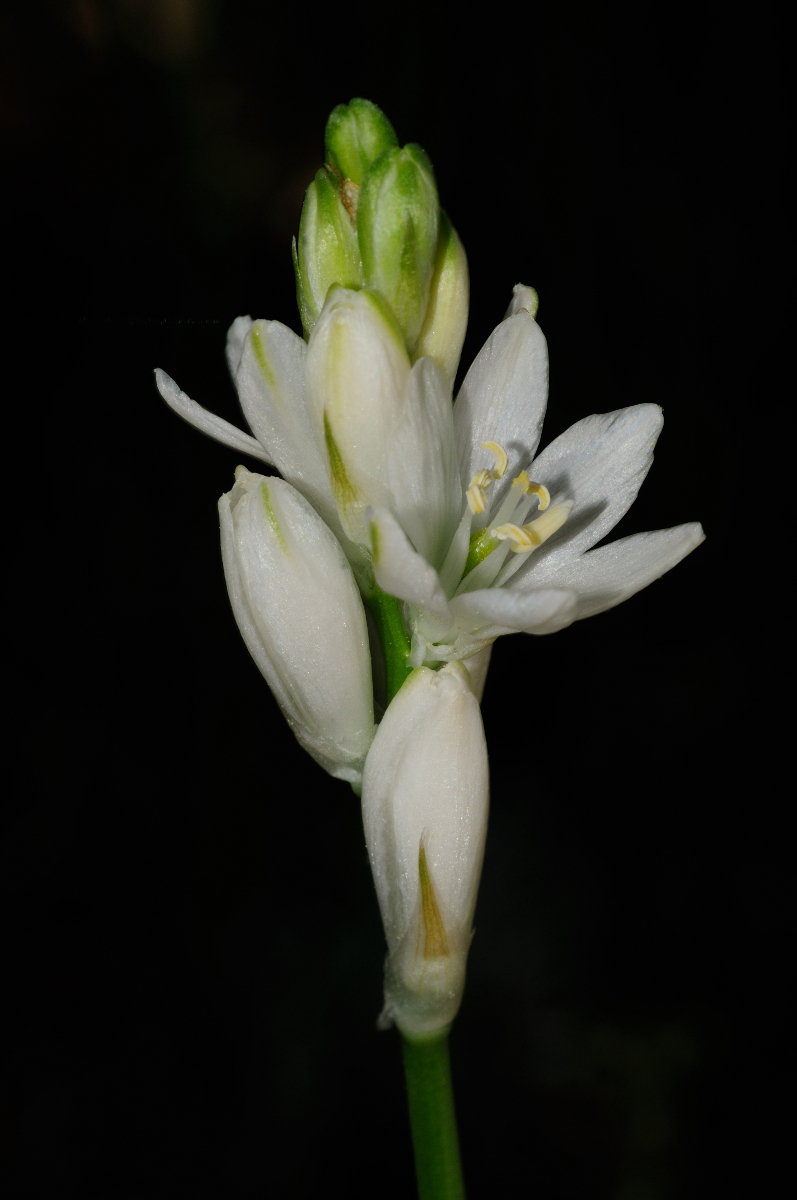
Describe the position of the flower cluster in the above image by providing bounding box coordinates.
[156,99,703,1036]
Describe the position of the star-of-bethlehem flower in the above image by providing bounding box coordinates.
[156,97,703,1040]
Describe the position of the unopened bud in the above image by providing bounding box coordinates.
[358,144,439,354]
[305,286,411,545]
[325,97,399,186]
[361,662,489,1036]
[413,210,469,385]
[294,168,363,336]
[219,470,375,786]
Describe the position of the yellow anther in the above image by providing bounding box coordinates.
[514,474,550,510]
[492,523,534,553]
[482,441,508,478]
[466,468,494,515]
[466,484,487,514]
[492,501,572,555]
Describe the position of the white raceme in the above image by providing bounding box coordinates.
[361,661,489,1036]
[219,468,375,787]
[156,94,706,1052]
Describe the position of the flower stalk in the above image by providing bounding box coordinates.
[366,585,413,705]
[402,1032,466,1200]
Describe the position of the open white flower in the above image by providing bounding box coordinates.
[156,281,703,669]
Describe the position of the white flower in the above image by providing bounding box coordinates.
[156,281,703,669]
[361,661,489,1036]
[220,467,375,787]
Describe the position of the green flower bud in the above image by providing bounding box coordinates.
[414,210,469,386]
[294,167,364,337]
[325,98,399,187]
[358,144,439,355]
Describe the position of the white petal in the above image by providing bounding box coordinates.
[361,662,489,1035]
[449,587,577,637]
[531,523,705,619]
[453,311,548,518]
[438,504,472,598]
[501,404,664,587]
[369,507,451,619]
[222,472,375,784]
[462,644,493,702]
[155,368,272,463]
[387,357,462,569]
[235,320,338,525]
[219,489,297,717]
[226,315,253,378]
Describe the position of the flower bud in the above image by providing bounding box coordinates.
[358,144,439,354]
[361,662,489,1036]
[305,286,411,546]
[294,168,364,336]
[325,97,399,187]
[413,210,469,387]
[219,468,375,787]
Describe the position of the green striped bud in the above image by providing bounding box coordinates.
[294,167,364,336]
[325,98,399,187]
[358,144,439,355]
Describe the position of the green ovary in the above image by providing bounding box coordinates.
[462,528,498,578]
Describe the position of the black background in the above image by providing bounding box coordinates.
[3,2,788,1197]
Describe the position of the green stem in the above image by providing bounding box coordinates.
[367,586,413,704]
[401,1031,466,1200]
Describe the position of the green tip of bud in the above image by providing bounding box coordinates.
[295,166,364,337]
[296,100,464,359]
[358,144,440,354]
[325,98,399,186]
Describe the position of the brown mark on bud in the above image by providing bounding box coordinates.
[340,179,360,226]
[418,838,450,959]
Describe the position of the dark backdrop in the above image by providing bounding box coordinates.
[3,3,788,1197]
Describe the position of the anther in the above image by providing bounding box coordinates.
[492,501,573,554]
[513,472,550,510]
[466,468,494,514]
[482,441,508,479]
[492,523,533,553]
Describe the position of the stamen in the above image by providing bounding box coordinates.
[491,472,552,530]
[466,442,509,515]
[513,472,550,510]
[482,441,508,478]
[466,468,494,514]
[492,501,573,555]
[527,502,571,543]
[492,523,534,553]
